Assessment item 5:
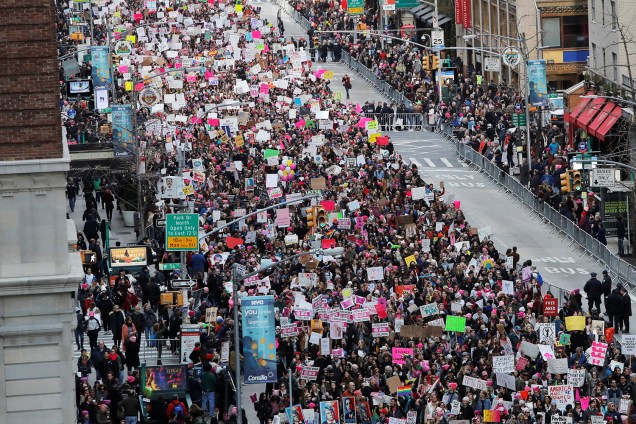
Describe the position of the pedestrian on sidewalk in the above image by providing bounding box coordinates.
[617,216,626,256]
[584,272,603,314]
[103,188,115,223]
[619,284,632,333]
[342,74,352,99]
[66,177,78,212]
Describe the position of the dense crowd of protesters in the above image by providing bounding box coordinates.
[56,0,634,424]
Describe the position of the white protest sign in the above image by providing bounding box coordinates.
[622,335,636,355]
[538,344,555,360]
[567,369,585,387]
[496,372,516,390]
[367,266,384,281]
[538,323,556,344]
[420,303,439,317]
[462,375,488,391]
[547,385,574,409]
[492,355,515,373]
[547,358,569,375]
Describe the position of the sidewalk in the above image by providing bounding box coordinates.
[68,192,138,251]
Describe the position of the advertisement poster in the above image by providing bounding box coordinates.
[112,104,134,157]
[91,46,111,89]
[145,365,187,392]
[180,324,201,364]
[320,401,341,424]
[242,296,277,383]
[109,246,147,268]
[528,60,549,106]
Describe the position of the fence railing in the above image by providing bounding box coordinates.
[439,125,636,294]
[274,0,413,108]
[363,113,426,131]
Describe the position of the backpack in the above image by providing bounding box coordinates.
[173,403,185,419]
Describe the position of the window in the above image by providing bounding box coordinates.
[542,17,562,48]
[603,48,607,76]
[563,16,589,48]
[613,52,618,81]
[591,43,597,67]
[591,0,596,21]
[611,0,617,29]
[602,0,605,25]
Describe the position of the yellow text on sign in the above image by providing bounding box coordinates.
[167,236,198,250]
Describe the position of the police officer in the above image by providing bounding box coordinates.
[602,270,612,312]
[584,272,603,314]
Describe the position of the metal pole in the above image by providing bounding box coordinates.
[107,21,116,101]
[433,0,442,101]
[521,34,532,168]
[289,370,293,409]
[233,270,242,424]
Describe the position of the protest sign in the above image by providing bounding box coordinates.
[445,316,466,333]
[483,410,500,422]
[537,323,556,344]
[392,347,414,365]
[420,303,439,317]
[547,358,568,374]
[538,344,555,360]
[300,366,320,381]
[565,316,585,331]
[543,297,558,316]
[492,355,515,373]
[372,322,390,337]
[520,341,540,359]
[590,341,608,366]
[462,376,488,391]
[496,373,516,390]
[567,369,585,387]
[548,385,574,409]
[366,266,384,281]
[622,335,636,355]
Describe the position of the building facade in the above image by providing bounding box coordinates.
[0,0,84,422]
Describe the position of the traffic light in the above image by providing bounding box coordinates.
[572,170,583,191]
[431,55,440,70]
[316,207,327,227]
[560,170,571,193]
[306,207,316,228]
[422,55,430,70]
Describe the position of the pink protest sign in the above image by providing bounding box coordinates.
[392,347,414,365]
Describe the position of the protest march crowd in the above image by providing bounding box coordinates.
[56,0,635,424]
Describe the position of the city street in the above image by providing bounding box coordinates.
[389,130,636,339]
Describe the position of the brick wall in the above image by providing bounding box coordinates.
[0,0,63,160]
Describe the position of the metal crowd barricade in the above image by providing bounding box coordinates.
[440,122,636,293]
[365,113,425,131]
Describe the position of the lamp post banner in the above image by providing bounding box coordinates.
[242,295,278,384]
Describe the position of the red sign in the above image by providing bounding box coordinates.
[462,0,471,29]
[395,285,416,296]
[455,0,464,25]
[543,297,558,316]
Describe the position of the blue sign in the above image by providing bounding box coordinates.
[91,46,111,89]
[111,104,134,157]
[527,60,549,107]
[578,141,588,152]
[242,296,277,384]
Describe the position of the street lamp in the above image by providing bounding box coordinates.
[230,247,345,424]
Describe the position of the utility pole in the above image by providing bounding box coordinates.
[433,0,442,101]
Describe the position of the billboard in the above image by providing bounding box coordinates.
[109,246,148,268]
[91,46,111,89]
[112,104,134,157]
[528,60,549,107]
[144,365,187,397]
[242,296,277,384]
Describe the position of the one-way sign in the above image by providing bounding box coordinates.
[590,168,615,187]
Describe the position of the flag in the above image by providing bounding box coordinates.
[397,386,412,398]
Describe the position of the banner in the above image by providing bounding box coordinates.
[180,324,200,364]
[462,0,471,29]
[528,60,549,107]
[455,0,463,25]
[111,104,134,157]
[91,46,111,89]
[242,296,277,384]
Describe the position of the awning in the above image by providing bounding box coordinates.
[576,97,606,130]
[409,4,451,27]
[595,105,623,141]
[588,102,617,139]
[567,94,592,124]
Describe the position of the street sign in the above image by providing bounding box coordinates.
[502,47,521,68]
[172,279,195,289]
[347,0,363,15]
[382,0,396,11]
[431,30,444,49]
[484,57,501,72]
[166,213,199,251]
[159,263,181,271]
[577,141,588,152]
[511,112,527,127]
[591,168,616,187]
[432,13,438,28]
[154,216,166,227]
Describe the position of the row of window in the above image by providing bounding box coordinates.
[591,42,619,82]
[590,0,619,29]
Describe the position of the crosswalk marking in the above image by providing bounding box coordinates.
[440,158,453,167]
[423,158,436,167]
